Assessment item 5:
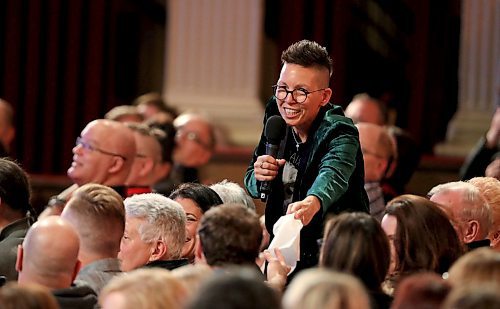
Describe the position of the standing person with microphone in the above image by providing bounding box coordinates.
[244,40,369,274]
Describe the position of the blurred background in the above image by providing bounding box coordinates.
[0,0,498,201]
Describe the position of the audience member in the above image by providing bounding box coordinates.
[245,40,368,275]
[467,177,500,250]
[185,267,280,309]
[210,179,256,211]
[168,183,223,263]
[442,284,500,309]
[0,282,59,309]
[447,247,500,287]
[345,93,421,200]
[381,194,463,294]
[0,158,35,282]
[460,107,500,180]
[155,112,216,195]
[0,98,15,155]
[356,123,396,221]
[391,272,451,309]
[124,123,169,195]
[282,268,370,309]
[60,183,125,294]
[319,212,391,309]
[132,92,178,123]
[195,203,261,267]
[99,268,187,309]
[44,119,136,216]
[428,181,492,249]
[119,193,188,271]
[104,105,143,123]
[16,216,97,308]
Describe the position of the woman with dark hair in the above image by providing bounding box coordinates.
[381,194,464,294]
[319,212,392,309]
[169,183,223,263]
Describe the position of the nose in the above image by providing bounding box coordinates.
[284,91,296,104]
[73,143,83,155]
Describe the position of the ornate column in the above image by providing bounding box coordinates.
[163,0,264,146]
[435,0,500,156]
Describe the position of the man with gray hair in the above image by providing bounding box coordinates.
[428,181,492,250]
[61,183,125,294]
[118,193,188,271]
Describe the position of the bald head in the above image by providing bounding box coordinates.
[17,216,80,289]
[68,119,136,186]
[345,94,386,126]
[173,113,216,167]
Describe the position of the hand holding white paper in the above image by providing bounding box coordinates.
[267,214,303,274]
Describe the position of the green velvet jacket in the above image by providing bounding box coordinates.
[245,99,368,264]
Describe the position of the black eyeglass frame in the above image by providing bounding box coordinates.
[272,84,326,104]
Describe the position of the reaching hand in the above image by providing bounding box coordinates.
[286,195,321,226]
[264,248,291,292]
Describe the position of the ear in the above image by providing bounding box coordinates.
[194,235,206,265]
[464,220,480,243]
[320,88,333,106]
[108,156,125,174]
[71,260,82,282]
[15,244,23,272]
[149,240,168,262]
[140,158,155,177]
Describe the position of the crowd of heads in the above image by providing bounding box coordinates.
[1,40,500,309]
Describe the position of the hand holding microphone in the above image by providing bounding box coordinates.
[257,115,286,201]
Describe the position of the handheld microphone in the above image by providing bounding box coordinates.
[260,115,286,201]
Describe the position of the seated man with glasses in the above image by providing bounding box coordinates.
[245,40,369,277]
[154,112,216,195]
[42,119,136,217]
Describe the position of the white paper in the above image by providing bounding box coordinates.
[267,214,303,274]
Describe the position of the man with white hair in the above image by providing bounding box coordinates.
[118,193,188,271]
[428,181,492,250]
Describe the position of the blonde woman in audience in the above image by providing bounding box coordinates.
[99,268,187,309]
[467,177,500,250]
[447,247,500,287]
[282,269,370,309]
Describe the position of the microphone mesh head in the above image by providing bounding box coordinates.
[264,115,286,144]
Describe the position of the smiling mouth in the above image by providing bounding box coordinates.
[284,107,300,117]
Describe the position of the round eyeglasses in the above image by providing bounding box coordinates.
[272,85,326,103]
